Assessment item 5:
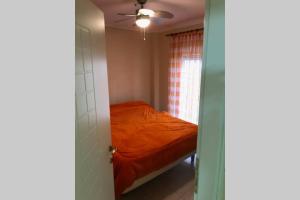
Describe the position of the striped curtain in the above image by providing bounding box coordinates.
[168,30,203,121]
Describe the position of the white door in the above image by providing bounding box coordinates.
[75,0,115,200]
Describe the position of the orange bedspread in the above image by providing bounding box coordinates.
[110,101,198,198]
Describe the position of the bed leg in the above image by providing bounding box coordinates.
[191,154,195,164]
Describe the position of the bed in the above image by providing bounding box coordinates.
[110,101,198,198]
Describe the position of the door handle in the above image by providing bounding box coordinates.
[109,145,117,154]
[109,145,117,163]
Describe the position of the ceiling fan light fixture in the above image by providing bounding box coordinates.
[135,15,150,28]
[138,9,155,17]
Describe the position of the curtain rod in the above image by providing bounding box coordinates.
[165,28,204,37]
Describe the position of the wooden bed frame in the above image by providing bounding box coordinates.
[123,151,196,194]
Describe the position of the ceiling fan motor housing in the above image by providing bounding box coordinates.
[136,14,150,21]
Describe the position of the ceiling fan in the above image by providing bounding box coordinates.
[116,0,174,28]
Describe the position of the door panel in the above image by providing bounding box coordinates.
[75,0,115,200]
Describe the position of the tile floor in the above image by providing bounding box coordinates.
[121,159,195,200]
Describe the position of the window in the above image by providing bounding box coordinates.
[168,31,203,124]
[178,59,202,124]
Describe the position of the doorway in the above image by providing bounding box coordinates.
[75,0,224,200]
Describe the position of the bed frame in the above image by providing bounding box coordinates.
[122,151,196,194]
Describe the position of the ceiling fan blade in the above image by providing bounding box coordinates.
[153,10,174,19]
[117,13,137,17]
[151,18,161,25]
[114,17,135,23]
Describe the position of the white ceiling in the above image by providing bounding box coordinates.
[93,0,205,32]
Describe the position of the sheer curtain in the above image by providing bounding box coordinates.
[168,31,203,124]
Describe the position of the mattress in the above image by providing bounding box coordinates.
[110,101,198,198]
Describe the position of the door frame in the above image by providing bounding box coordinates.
[194,0,225,199]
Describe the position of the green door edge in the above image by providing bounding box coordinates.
[194,0,224,199]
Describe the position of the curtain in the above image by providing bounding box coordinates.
[168,30,203,124]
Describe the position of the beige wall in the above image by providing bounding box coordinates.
[105,27,153,105]
[150,33,170,111]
